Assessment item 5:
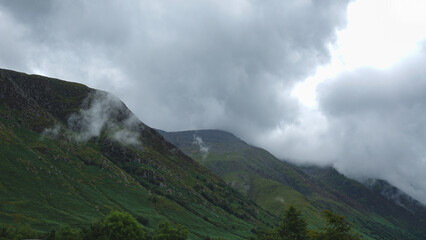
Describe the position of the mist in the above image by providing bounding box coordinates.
[42,91,143,147]
[193,135,209,160]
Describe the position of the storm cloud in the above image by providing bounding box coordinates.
[0,0,350,140]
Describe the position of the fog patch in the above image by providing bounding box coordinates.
[111,129,140,146]
[41,123,62,139]
[67,91,142,147]
[193,135,209,160]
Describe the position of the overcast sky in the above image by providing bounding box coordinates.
[2,0,426,203]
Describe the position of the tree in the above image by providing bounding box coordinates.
[0,224,40,240]
[55,226,80,240]
[95,211,146,240]
[153,222,188,240]
[277,205,308,240]
[256,228,280,240]
[257,205,308,240]
[309,210,361,240]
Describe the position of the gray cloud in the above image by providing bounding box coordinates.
[252,45,426,204]
[0,0,350,143]
[314,49,426,203]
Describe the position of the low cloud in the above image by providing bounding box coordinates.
[193,135,209,160]
[259,47,426,204]
[67,91,142,146]
[41,124,62,139]
[317,49,426,203]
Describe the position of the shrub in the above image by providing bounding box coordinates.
[137,215,149,226]
[153,222,188,240]
[0,224,40,240]
[55,226,80,240]
[81,211,146,240]
[309,210,361,240]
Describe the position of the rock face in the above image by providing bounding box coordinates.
[161,129,426,240]
[0,68,274,240]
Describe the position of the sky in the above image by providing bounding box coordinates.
[1,0,426,203]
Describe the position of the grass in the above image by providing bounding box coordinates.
[161,129,426,240]
[0,104,273,239]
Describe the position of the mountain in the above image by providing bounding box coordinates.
[2,67,426,240]
[0,68,275,240]
[160,129,426,240]
[364,178,426,216]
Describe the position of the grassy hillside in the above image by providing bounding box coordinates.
[0,68,275,239]
[160,129,426,240]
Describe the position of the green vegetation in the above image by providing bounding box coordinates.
[0,211,190,240]
[153,222,188,240]
[258,206,361,240]
[0,69,274,239]
[309,210,361,240]
[0,208,360,240]
[161,130,426,240]
[95,211,146,240]
[0,224,41,240]
[277,206,308,240]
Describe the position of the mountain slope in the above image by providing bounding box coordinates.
[0,68,275,239]
[300,166,426,239]
[364,178,426,217]
[160,129,426,240]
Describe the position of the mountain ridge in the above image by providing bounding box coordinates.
[160,129,426,240]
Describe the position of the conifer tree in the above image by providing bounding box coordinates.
[277,205,308,240]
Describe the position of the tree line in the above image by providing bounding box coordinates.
[0,206,361,240]
[0,211,188,240]
[257,206,362,240]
